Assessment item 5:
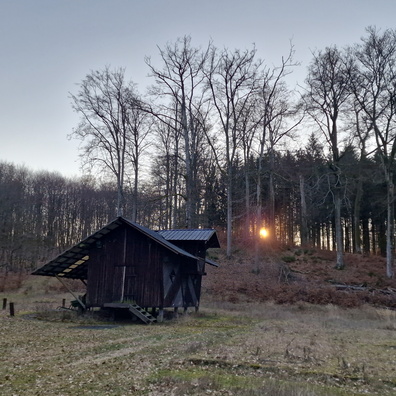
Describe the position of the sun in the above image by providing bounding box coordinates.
[259,227,268,238]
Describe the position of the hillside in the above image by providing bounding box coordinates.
[203,245,396,309]
[2,244,396,310]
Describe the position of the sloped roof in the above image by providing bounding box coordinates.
[157,229,220,248]
[31,217,201,280]
[204,258,219,267]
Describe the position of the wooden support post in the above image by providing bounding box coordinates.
[55,275,86,310]
[62,299,66,308]
[157,308,164,323]
[2,298,7,310]
[9,302,15,317]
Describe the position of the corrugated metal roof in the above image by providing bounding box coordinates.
[32,217,200,280]
[122,219,199,259]
[157,229,220,247]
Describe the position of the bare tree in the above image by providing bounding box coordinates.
[303,46,353,269]
[126,95,152,222]
[204,46,261,257]
[350,27,396,278]
[296,134,326,247]
[237,95,261,239]
[70,66,146,217]
[255,46,300,245]
[345,101,373,254]
[145,36,210,227]
[150,114,183,229]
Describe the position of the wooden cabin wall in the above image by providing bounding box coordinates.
[124,227,163,308]
[86,223,205,310]
[87,225,164,308]
[163,257,203,308]
[86,228,124,307]
[181,274,201,308]
[181,260,203,308]
[163,257,183,307]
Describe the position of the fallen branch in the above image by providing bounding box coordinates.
[329,282,396,295]
[334,284,369,291]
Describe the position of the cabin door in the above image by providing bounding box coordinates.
[122,266,137,303]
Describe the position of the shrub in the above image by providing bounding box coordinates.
[281,255,296,263]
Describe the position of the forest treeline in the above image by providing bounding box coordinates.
[2,26,396,279]
[0,138,389,274]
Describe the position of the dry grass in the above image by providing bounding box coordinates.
[2,247,396,395]
[1,280,396,395]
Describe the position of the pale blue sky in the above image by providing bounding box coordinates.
[1,0,395,177]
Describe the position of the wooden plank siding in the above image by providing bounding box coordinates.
[86,223,203,309]
[87,225,162,308]
[163,263,201,308]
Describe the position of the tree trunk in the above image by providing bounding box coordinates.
[226,165,233,258]
[254,156,263,269]
[325,222,331,250]
[362,217,370,254]
[131,158,139,223]
[181,102,193,228]
[116,176,124,217]
[269,171,275,240]
[245,168,250,240]
[299,175,308,246]
[386,170,394,278]
[378,221,386,256]
[164,154,171,229]
[334,187,344,269]
[172,151,179,228]
[344,221,351,253]
[353,173,363,254]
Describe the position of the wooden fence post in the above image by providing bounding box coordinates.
[62,299,66,308]
[9,302,15,317]
[2,298,6,310]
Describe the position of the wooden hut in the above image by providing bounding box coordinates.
[31,217,219,323]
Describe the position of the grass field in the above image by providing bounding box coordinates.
[1,286,396,395]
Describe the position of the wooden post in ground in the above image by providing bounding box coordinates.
[9,302,14,317]
[62,299,66,308]
[157,308,164,323]
[2,298,6,310]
